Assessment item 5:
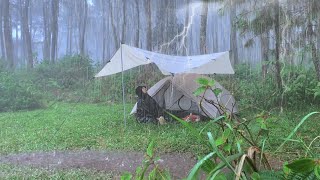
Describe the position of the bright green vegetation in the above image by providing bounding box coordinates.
[0,103,217,155]
[0,164,113,179]
[1,103,319,159]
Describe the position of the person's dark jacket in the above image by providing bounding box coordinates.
[135,86,163,123]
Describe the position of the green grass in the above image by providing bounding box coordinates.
[267,108,320,160]
[0,164,114,179]
[0,103,319,162]
[0,102,221,155]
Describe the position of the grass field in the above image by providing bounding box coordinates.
[0,102,221,155]
[0,103,319,178]
[0,164,114,179]
[1,103,319,156]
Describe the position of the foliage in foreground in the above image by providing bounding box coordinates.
[121,141,172,180]
[183,77,320,179]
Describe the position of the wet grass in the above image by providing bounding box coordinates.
[0,103,319,178]
[0,103,319,161]
[239,106,320,161]
[0,164,114,179]
[0,102,220,155]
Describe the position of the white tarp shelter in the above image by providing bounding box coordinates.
[95,44,234,77]
[95,44,235,125]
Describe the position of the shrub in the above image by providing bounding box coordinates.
[33,55,95,102]
[215,63,319,110]
[0,71,43,112]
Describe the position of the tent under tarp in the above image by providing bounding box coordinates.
[95,44,234,77]
[130,74,237,118]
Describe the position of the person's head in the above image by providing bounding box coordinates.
[135,85,147,98]
[142,86,147,94]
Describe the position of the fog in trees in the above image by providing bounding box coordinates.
[0,0,319,83]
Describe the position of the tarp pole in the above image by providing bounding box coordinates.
[120,43,126,127]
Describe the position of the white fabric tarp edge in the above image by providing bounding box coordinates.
[95,44,234,77]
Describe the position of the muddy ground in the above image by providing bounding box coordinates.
[0,150,283,179]
[0,150,197,179]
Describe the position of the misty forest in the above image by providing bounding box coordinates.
[1,0,320,179]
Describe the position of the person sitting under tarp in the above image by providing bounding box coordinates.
[135,86,164,123]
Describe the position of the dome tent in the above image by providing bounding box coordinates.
[130,73,237,119]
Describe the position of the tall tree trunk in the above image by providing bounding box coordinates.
[311,39,319,81]
[21,0,33,69]
[134,0,140,47]
[15,20,20,61]
[69,1,74,55]
[274,0,282,90]
[200,0,208,54]
[0,22,4,59]
[19,2,26,63]
[101,0,106,61]
[0,0,5,59]
[110,1,119,49]
[230,0,238,65]
[309,0,320,81]
[145,0,152,50]
[121,0,126,44]
[66,3,70,55]
[306,17,319,81]
[3,0,14,69]
[261,32,269,79]
[79,0,88,56]
[317,24,320,81]
[42,0,50,60]
[105,2,110,60]
[50,0,59,63]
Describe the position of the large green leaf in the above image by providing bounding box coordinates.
[215,129,231,147]
[147,140,154,157]
[200,156,217,174]
[256,117,268,130]
[213,88,223,96]
[199,116,226,135]
[120,172,132,180]
[193,86,207,96]
[315,165,320,179]
[286,158,316,173]
[207,153,244,176]
[208,79,215,87]
[209,172,226,180]
[207,132,238,173]
[159,170,172,180]
[187,152,216,180]
[148,168,156,179]
[251,172,261,180]
[196,77,209,86]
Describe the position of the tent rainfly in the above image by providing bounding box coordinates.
[95,44,234,77]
